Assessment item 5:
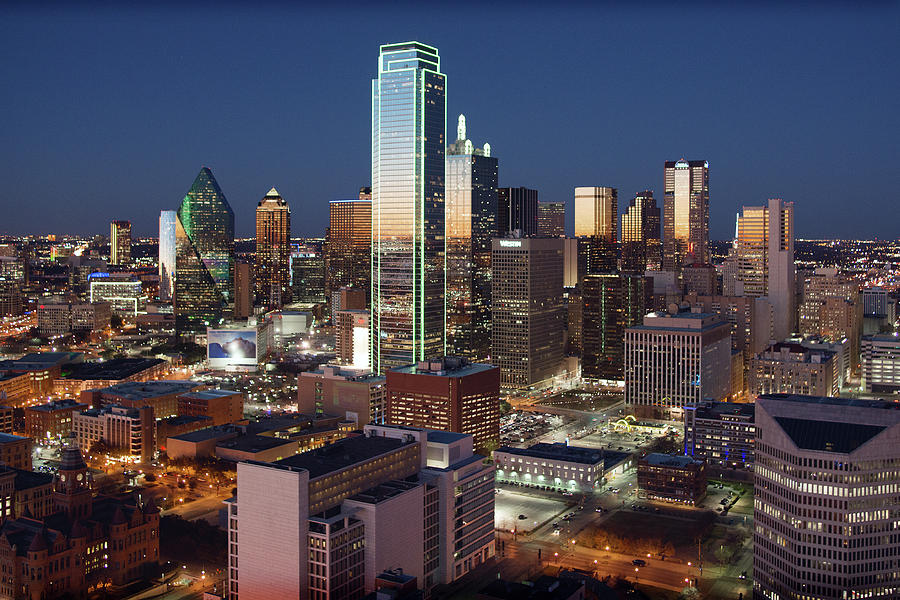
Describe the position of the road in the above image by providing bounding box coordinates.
[162,492,231,523]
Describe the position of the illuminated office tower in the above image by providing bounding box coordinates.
[291,250,326,304]
[799,267,862,368]
[620,190,660,273]
[255,187,291,307]
[325,190,372,304]
[582,273,650,381]
[497,187,538,237]
[754,394,900,599]
[109,220,131,266]
[158,210,176,301]
[662,160,709,272]
[371,41,446,373]
[446,114,498,360]
[574,187,617,274]
[537,201,566,237]
[492,238,565,389]
[174,167,234,333]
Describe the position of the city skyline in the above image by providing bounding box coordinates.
[2,5,898,239]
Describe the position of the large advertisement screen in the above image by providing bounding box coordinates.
[207,328,258,370]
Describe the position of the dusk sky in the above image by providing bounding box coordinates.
[2,3,898,240]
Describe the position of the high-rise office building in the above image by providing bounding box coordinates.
[754,394,900,599]
[234,260,253,320]
[497,187,538,237]
[725,198,795,339]
[158,210,176,301]
[446,114,498,360]
[537,201,566,237]
[109,220,131,266]
[625,306,731,418]
[325,190,372,305]
[620,190,661,273]
[799,267,862,369]
[747,342,839,398]
[291,250,326,304]
[861,334,900,394]
[386,356,500,452]
[174,167,234,333]
[255,187,291,307]
[335,309,370,369]
[491,238,565,389]
[371,42,446,374]
[662,160,709,272]
[574,187,617,240]
[582,273,650,381]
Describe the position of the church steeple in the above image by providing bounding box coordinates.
[53,433,93,520]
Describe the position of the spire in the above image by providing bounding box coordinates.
[28,528,48,552]
[57,432,87,471]
[457,114,466,142]
[266,187,280,197]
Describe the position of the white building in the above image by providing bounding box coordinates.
[89,275,146,317]
[493,442,632,493]
[226,424,494,600]
[861,334,900,394]
[72,404,154,462]
[625,306,732,418]
[754,393,900,599]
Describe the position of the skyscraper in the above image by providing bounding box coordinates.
[574,187,618,274]
[446,114,498,360]
[371,41,446,373]
[537,201,566,237]
[492,238,565,389]
[663,160,709,272]
[109,220,131,266]
[174,167,234,333]
[255,187,291,307]
[234,260,252,320]
[158,210,176,301]
[582,273,650,381]
[620,190,661,273]
[497,187,538,237]
[325,190,372,305]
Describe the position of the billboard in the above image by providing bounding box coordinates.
[207,328,258,371]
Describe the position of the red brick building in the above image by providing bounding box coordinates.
[386,357,500,452]
[176,389,243,426]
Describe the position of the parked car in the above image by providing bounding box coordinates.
[632,559,646,567]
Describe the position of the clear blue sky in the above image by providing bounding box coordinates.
[1,3,898,239]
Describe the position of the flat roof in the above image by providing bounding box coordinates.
[0,433,28,444]
[641,453,703,468]
[346,479,421,505]
[61,358,165,381]
[170,426,237,443]
[497,442,629,468]
[275,435,411,480]
[391,359,497,378]
[687,401,755,420]
[758,393,900,410]
[100,380,203,400]
[178,389,240,400]
[864,334,900,343]
[217,434,295,453]
[28,399,89,413]
[426,430,469,444]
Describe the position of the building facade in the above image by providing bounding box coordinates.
[537,201,565,237]
[662,159,709,273]
[89,275,146,317]
[335,309,370,369]
[582,273,650,381]
[370,42,446,374]
[497,187,538,237]
[298,365,386,426]
[620,190,661,273]
[683,401,755,473]
[385,357,500,452]
[325,193,371,306]
[747,342,838,398]
[158,210,177,301]
[754,393,900,599]
[637,453,706,504]
[174,167,235,332]
[491,238,565,389]
[255,187,292,307]
[445,114,498,360]
[109,220,131,266]
[73,405,155,462]
[861,334,900,394]
[624,307,732,418]
[493,443,631,494]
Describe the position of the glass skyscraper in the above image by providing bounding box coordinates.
[663,159,709,272]
[446,114,498,360]
[158,210,176,301]
[255,187,291,307]
[174,167,234,333]
[371,41,446,373]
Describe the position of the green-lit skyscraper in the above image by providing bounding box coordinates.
[174,167,234,333]
[371,41,446,373]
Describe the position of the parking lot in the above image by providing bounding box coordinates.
[499,412,567,446]
[494,488,570,533]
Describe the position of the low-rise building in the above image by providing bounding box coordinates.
[861,334,900,394]
[25,399,90,441]
[156,415,212,453]
[0,373,30,408]
[215,434,299,463]
[747,342,838,398]
[177,389,243,426]
[0,352,83,403]
[82,379,205,420]
[493,443,632,493]
[0,406,13,434]
[683,401,755,474]
[637,453,707,504]
[0,467,54,520]
[166,426,240,460]
[54,357,168,397]
[0,433,32,471]
[72,405,155,462]
[88,274,146,317]
[37,301,111,335]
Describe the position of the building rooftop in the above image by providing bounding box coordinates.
[178,389,240,401]
[346,479,421,505]
[217,434,295,454]
[275,435,411,480]
[305,365,385,383]
[2,352,82,370]
[99,380,203,400]
[169,426,238,443]
[161,415,212,427]
[774,416,886,454]
[0,433,28,444]
[497,442,629,469]
[60,358,165,381]
[758,393,900,410]
[426,430,469,445]
[864,334,900,343]
[641,453,704,468]
[391,356,497,378]
[686,401,755,420]
[27,399,89,413]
